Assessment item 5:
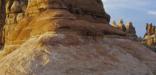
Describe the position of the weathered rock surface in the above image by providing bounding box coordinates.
[0,33,156,75]
[0,0,155,75]
[3,0,126,52]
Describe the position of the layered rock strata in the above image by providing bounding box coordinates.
[0,0,155,75]
[3,0,126,52]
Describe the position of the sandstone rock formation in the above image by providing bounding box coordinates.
[0,0,155,75]
[125,21,137,37]
[3,0,127,53]
[111,20,137,38]
[117,19,126,32]
[111,20,117,28]
[144,23,156,46]
[0,33,156,75]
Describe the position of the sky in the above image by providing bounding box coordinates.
[102,0,156,37]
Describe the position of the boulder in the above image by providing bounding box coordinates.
[0,33,155,75]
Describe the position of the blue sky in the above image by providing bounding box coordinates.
[102,0,156,37]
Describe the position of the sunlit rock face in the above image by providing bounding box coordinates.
[111,20,137,39]
[3,0,125,51]
[0,0,156,75]
[125,22,137,39]
[5,0,110,24]
[143,23,156,46]
[26,0,110,22]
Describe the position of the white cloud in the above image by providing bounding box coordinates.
[102,0,151,10]
[102,0,156,36]
[148,11,156,16]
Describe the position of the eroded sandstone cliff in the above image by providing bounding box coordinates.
[0,0,156,75]
[2,0,126,53]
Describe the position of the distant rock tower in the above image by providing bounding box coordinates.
[117,19,126,32]
[126,21,137,37]
[147,23,153,35]
[144,23,156,46]
[111,20,117,28]
[111,19,137,39]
